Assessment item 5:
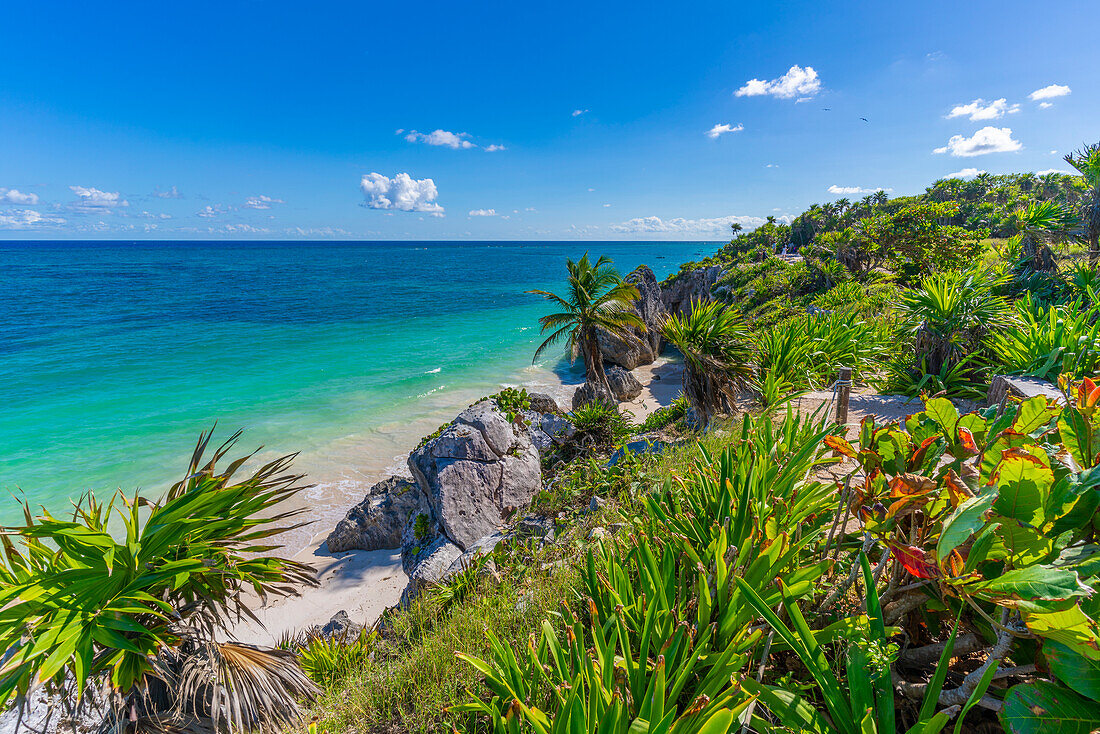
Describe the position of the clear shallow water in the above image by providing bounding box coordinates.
[0,241,711,530]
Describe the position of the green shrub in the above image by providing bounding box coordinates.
[986,294,1100,380]
[638,395,690,432]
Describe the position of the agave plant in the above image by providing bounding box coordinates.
[661,299,754,427]
[986,294,1100,381]
[0,429,319,734]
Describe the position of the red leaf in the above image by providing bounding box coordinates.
[824,434,858,459]
[908,435,937,470]
[956,427,979,456]
[892,544,939,579]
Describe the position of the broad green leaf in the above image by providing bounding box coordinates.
[991,449,1054,527]
[969,565,1093,613]
[1044,640,1100,701]
[999,680,1100,734]
[924,397,959,438]
[1012,396,1059,436]
[937,493,997,562]
[1023,605,1100,661]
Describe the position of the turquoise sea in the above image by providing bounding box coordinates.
[0,241,712,536]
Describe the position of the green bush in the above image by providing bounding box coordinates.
[986,294,1100,380]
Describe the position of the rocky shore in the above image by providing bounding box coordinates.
[231,263,705,644]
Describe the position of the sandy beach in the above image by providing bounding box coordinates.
[229,358,681,644]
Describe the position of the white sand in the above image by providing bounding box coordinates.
[228,538,405,646]
[620,357,684,422]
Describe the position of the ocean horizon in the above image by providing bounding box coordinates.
[0,240,713,534]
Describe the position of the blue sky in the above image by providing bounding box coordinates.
[0,1,1096,240]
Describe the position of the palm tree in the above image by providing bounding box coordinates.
[1064,142,1100,265]
[0,430,318,734]
[528,253,643,405]
[660,300,754,427]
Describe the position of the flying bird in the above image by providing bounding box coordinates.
[860,117,869,122]
[822,108,831,111]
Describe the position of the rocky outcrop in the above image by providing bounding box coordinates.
[524,410,575,451]
[572,380,615,409]
[661,264,723,317]
[598,265,668,369]
[528,391,562,414]
[325,476,425,552]
[606,365,643,401]
[407,399,541,551]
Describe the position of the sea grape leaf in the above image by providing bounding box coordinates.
[999,680,1100,734]
[1054,545,1100,583]
[1044,640,1100,701]
[1024,605,1100,661]
[969,565,1093,613]
[1011,396,1060,436]
[991,448,1054,527]
[937,493,997,562]
[958,412,990,449]
[981,430,1032,482]
[1058,407,1100,470]
[824,435,858,459]
[892,544,939,579]
[963,523,1002,572]
[924,397,959,438]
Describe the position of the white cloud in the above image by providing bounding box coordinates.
[1038,102,1053,109]
[765,163,778,168]
[404,129,476,149]
[945,98,1020,121]
[0,208,65,229]
[484,144,506,152]
[360,172,444,214]
[827,185,893,195]
[469,208,496,217]
[243,194,284,210]
[196,205,228,218]
[603,203,611,207]
[219,224,268,234]
[933,126,1021,157]
[705,122,744,139]
[1029,84,1071,101]
[152,185,183,199]
[0,188,39,205]
[735,65,821,99]
[610,214,788,235]
[944,168,986,179]
[287,226,352,238]
[572,109,588,117]
[1037,168,1072,176]
[70,185,128,208]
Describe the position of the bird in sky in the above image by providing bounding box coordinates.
[860,117,869,122]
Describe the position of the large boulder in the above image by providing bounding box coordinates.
[325,475,425,552]
[661,264,723,317]
[528,391,562,414]
[572,380,615,410]
[407,399,542,551]
[606,365,643,401]
[598,265,668,369]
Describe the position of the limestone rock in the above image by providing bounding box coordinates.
[325,476,425,553]
[408,399,542,551]
[572,380,615,409]
[399,533,463,606]
[528,391,562,414]
[661,264,723,317]
[987,374,1065,407]
[598,265,668,369]
[606,365,643,401]
[525,410,575,451]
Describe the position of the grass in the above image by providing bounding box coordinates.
[307,546,580,734]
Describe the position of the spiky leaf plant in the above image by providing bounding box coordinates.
[660,299,754,427]
[0,429,319,734]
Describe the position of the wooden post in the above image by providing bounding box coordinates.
[836,367,852,426]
